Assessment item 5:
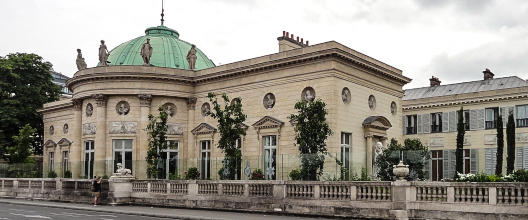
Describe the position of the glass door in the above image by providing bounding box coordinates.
[84,140,94,179]
[200,140,211,179]
[263,135,277,180]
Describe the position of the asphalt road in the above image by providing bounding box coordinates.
[0,200,337,220]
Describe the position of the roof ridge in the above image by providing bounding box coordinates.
[404,76,525,91]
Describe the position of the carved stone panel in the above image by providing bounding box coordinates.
[516,133,528,143]
[430,137,444,147]
[167,123,184,135]
[116,101,130,115]
[201,103,210,116]
[163,103,176,117]
[82,123,96,135]
[301,87,315,101]
[484,134,497,145]
[342,87,351,104]
[109,122,137,134]
[263,93,275,109]
[86,103,93,117]
[368,95,376,110]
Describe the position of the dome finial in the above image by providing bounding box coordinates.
[160,0,165,26]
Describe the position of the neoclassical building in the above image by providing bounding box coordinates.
[40,24,410,179]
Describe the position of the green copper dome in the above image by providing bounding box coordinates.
[107,26,215,70]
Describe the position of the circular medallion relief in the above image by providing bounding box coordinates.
[301,87,316,101]
[263,93,276,109]
[162,103,176,117]
[201,103,211,116]
[116,101,130,115]
[63,123,69,134]
[49,125,54,135]
[85,103,93,117]
[368,95,376,110]
[342,87,351,104]
[390,101,397,115]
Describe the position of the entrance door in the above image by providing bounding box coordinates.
[263,135,277,180]
[84,141,95,178]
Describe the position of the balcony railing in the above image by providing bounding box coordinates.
[517,118,528,128]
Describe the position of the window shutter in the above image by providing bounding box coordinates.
[402,115,408,135]
[443,150,450,180]
[417,115,422,134]
[450,150,457,178]
[469,109,478,130]
[424,151,431,180]
[477,109,485,130]
[470,149,478,174]
[442,112,449,133]
[423,114,431,133]
[500,107,508,128]
[485,148,497,174]
[516,147,523,169]
[449,111,457,132]
[524,147,528,169]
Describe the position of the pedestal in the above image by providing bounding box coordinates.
[108,176,134,205]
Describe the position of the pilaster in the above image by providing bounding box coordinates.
[93,94,107,177]
[136,93,152,179]
[71,98,83,178]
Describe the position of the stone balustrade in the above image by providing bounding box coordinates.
[1,178,528,220]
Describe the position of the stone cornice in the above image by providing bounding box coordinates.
[403,93,528,111]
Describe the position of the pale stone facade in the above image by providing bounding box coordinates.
[40,29,410,179]
[403,73,528,180]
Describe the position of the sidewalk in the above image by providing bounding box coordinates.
[0,198,334,220]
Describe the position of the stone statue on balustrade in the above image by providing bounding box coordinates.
[98,40,110,66]
[76,49,87,70]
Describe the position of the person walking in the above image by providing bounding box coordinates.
[93,176,102,206]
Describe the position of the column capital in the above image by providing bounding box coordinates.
[138,93,152,107]
[187,96,197,110]
[92,94,107,107]
[72,98,83,111]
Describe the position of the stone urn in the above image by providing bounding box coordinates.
[393,160,409,181]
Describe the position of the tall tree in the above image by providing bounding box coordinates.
[146,107,169,179]
[207,93,247,180]
[506,113,516,174]
[495,115,504,175]
[455,107,465,177]
[289,99,332,180]
[6,124,36,164]
[0,53,60,158]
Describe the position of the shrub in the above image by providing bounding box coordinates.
[47,170,57,178]
[289,169,302,180]
[63,170,72,178]
[251,169,265,180]
[185,167,200,180]
[513,169,528,182]
[169,171,180,180]
[102,175,109,179]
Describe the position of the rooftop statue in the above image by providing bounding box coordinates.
[76,49,87,70]
[187,44,197,70]
[98,40,110,66]
[140,38,153,66]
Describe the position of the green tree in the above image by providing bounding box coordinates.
[495,115,504,175]
[289,99,332,181]
[146,107,169,179]
[375,138,429,181]
[455,107,465,177]
[6,124,36,164]
[207,93,247,180]
[506,113,516,174]
[0,53,60,157]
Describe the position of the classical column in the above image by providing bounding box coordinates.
[136,94,152,179]
[93,94,107,177]
[71,99,83,178]
[365,135,373,177]
[186,96,197,170]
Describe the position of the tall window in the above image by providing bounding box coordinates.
[113,139,133,173]
[461,110,470,131]
[406,115,417,134]
[200,140,211,180]
[431,112,442,133]
[485,107,499,129]
[463,149,471,174]
[263,135,277,180]
[431,150,443,181]
[84,140,94,178]
[62,151,69,175]
[49,152,55,172]
[517,105,528,127]
[161,140,179,179]
[340,133,351,180]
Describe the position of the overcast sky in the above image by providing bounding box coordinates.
[1,0,527,88]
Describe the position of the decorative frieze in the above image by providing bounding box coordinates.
[167,123,184,135]
[430,137,444,147]
[109,122,137,134]
[82,123,96,135]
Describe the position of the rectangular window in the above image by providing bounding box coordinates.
[431,150,443,181]
[62,151,69,175]
[463,149,471,174]
[485,107,499,129]
[462,110,470,131]
[517,105,528,127]
[84,140,95,179]
[431,112,442,133]
[263,135,277,180]
[406,115,417,134]
[113,139,133,173]
[161,140,179,180]
[341,133,351,180]
[49,152,55,172]
[200,140,211,180]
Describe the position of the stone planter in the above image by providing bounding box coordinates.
[393,161,409,181]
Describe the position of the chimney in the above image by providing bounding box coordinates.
[277,30,310,52]
[483,68,494,80]
[430,76,441,87]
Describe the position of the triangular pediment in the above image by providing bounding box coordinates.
[57,138,72,146]
[44,140,56,148]
[252,116,284,129]
[191,123,217,135]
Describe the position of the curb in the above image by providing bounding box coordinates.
[0,198,223,220]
